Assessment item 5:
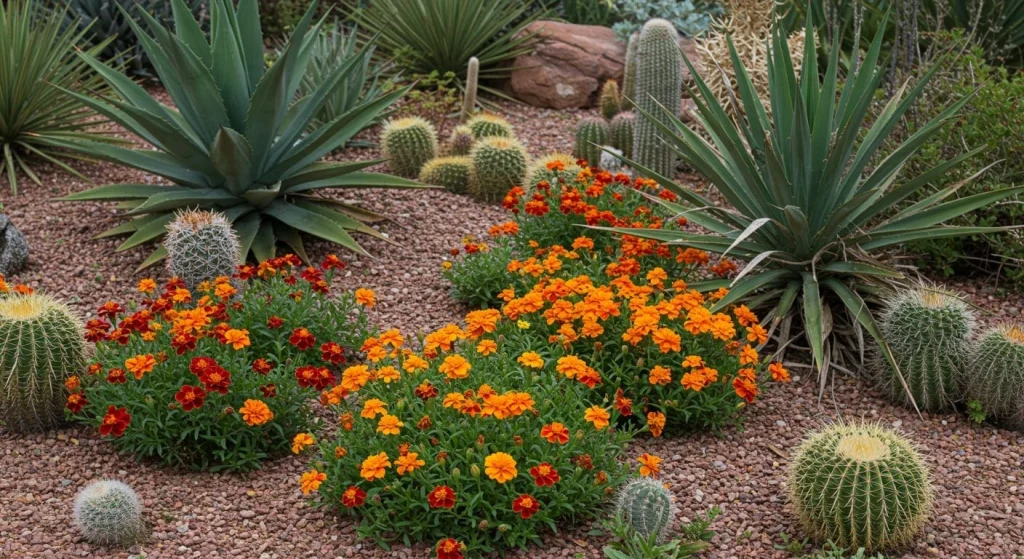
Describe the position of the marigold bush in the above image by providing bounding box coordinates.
[69,255,373,472]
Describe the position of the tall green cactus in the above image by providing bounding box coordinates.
[968,324,1024,429]
[875,287,974,411]
[527,153,582,188]
[614,478,676,542]
[73,480,146,545]
[0,293,85,433]
[632,19,682,178]
[623,32,639,108]
[599,79,622,120]
[574,117,611,168]
[789,423,932,552]
[459,57,479,124]
[610,112,635,159]
[466,113,513,139]
[470,136,529,202]
[420,156,475,194]
[164,209,240,288]
[380,116,438,178]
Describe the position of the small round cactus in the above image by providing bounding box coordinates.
[73,480,145,546]
[470,136,529,202]
[614,478,676,542]
[527,153,582,188]
[599,79,622,120]
[448,125,475,156]
[380,116,439,178]
[574,117,611,168]
[874,287,974,411]
[789,423,932,552]
[419,156,475,194]
[968,324,1024,429]
[0,293,85,433]
[466,113,513,140]
[610,112,636,159]
[164,210,240,289]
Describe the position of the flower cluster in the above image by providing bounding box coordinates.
[71,255,374,472]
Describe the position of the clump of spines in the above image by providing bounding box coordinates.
[967,324,1024,429]
[614,478,676,542]
[164,210,241,290]
[574,117,611,168]
[789,423,932,552]
[527,153,582,188]
[470,137,529,202]
[875,287,974,411]
[448,126,475,156]
[73,480,146,546]
[466,114,513,140]
[419,156,475,194]
[633,19,682,178]
[599,79,622,120]
[0,293,85,433]
[380,117,439,178]
[610,112,636,159]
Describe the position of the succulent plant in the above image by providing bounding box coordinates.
[968,324,1024,429]
[614,477,676,542]
[466,113,513,140]
[610,112,636,159]
[874,287,975,411]
[600,79,622,120]
[381,117,439,178]
[0,293,86,433]
[164,209,242,289]
[789,423,932,552]
[470,136,529,202]
[459,57,479,124]
[526,153,582,188]
[73,480,146,546]
[632,19,682,178]
[419,156,475,194]
[574,117,611,168]
[449,126,476,156]
[623,32,639,107]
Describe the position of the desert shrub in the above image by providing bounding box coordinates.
[612,0,721,41]
[442,228,517,309]
[560,0,619,27]
[70,254,374,471]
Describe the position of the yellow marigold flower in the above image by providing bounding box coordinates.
[125,354,156,380]
[476,339,498,356]
[395,452,425,475]
[361,398,387,419]
[355,288,376,308]
[517,351,544,369]
[379,329,404,348]
[299,469,326,494]
[516,319,531,329]
[438,354,471,379]
[360,452,391,481]
[222,328,250,350]
[137,278,157,293]
[402,353,429,373]
[443,393,467,409]
[292,432,315,454]
[376,366,400,383]
[484,452,518,483]
[637,453,662,477]
[341,364,372,392]
[584,406,611,430]
[376,414,404,436]
[681,355,705,368]
[215,283,237,300]
[648,365,672,385]
[141,332,156,342]
[240,399,274,426]
[441,261,453,271]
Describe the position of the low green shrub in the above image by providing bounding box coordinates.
[442,230,516,309]
[611,0,721,42]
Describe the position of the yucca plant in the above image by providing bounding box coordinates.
[608,9,1024,394]
[0,0,114,194]
[59,0,426,267]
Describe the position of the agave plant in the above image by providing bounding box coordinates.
[60,0,426,267]
[611,11,1023,394]
[0,0,114,194]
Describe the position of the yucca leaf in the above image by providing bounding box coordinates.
[251,220,277,262]
[236,0,264,93]
[210,0,251,129]
[273,222,310,264]
[171,0,212,66]
[801,272,825,372]
[877,185,1024,234]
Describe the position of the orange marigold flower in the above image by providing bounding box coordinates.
[240,399,274,426]
[379,329,404,348]
[733,377,759,403]
[376,414,404,436]
[415,381,439,400]
[252,358,274,375]
[427,485,456,509]
[517,351,544,369]
[137,278,157,293]
[681,371,707,391]
[651,327,681,353]
[222,328,250,350]
[681,355,704,368]
[572,236,595,250]
[747,323,769,345]
[436,538,465,559]
[647,411,666,438]
[339,411,354,430]
[584,405,611,430]
[637,453,662,477]
[292,432,315,454]
[769,362,791,382]
[341,486,366,508]
[648,365,672,385]
[125,353,156,380]
[476,339,498,356]
[360,452,391,481]
[403,353,429,373]
[540,422,570,444]
[341,364,372,392]
[361,398,387,419]
[299,469,326,494]
[438,354,471,379]
[214,283,236,300]
[354,288,376,308]
[396,452,425,475]
[171,288,192,303]
[65,375,81,392]
[512,494,540,519]
[484,452,518,483]
[376,366,401,383]
[739,344,759,365]
[529,463,560,487]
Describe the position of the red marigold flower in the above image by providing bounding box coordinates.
[106,368,127,384]
[199,366,231,395]
[511,494,540,519]
[252,358,274,375]
[295,365,334,391]
[189,356,218,375]
[99,406,130,437]
[87,363,103,376]
[300,267,324,284]
[260,384,277,398]
[613,388,633,417]
[236,264,257,280]
[321,254,345,271]
[289,328,316,350]
[107,328,130,345]
[174,385,207,411]
[540,422,570,444]
[65,393,88,414]
[320,342,346,365]
[283,275,297,286]
[97,301,124,320]
[529,463,560,487]
[435,538,464,559]
[171,332,197,355]
[267,316,284,329]
[414,381,439,400]
[427,485,456,509]
[340,486,366,508]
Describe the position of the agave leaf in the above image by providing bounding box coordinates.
[117,213,176,251]
[263,200,367,255]
[210,128,254,196]
[60,183,188,201]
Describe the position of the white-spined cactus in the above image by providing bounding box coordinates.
[875,287,975,411]
[73,480,146,546]
[632,19,682,178]
[466,113,513,140]
[789,423,932,552]
[614,477,676,542]
[164,210,240,288]
[968,324,1024,429]
[380,116,439,178]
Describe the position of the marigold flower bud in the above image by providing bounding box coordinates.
[372,494,382,505]
[498,524,511,532]
[452,468,461,479]
[478,520,489,530]
[471,464,481,478]
[637,357,644,368]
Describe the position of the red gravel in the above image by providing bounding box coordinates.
[1,97,1023,559]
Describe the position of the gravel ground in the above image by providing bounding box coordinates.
[1,97,1023,559]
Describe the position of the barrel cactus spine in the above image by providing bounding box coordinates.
[73,480,146,546]
[380,116,438,178]
[164,209,241,289]
[574,117,611,168]
[470,136,529,202]
[466,114,513,140]
[614,477,676,542]
[599,79,622,120]
[419,156,475,194]
[968,324,1024,429]
[633,19,682,178]
[610,112,635,159]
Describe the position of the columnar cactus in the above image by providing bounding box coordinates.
[527,153,582,188]
[574,117,611,168]
[470,137,529,202]
[449,126,475,156]
[380,116,438,178]
[466,114,513,140]
[614,478,676,542]
[419,156,475,194]
[599,79,622,120]
[789,423,932,552]
[0,294,85,433]
[623,32,640,107]
[875,287,974,411]
[164,210,240,289]
[73,480,146,546]
[610,112,636,159]
[459,57,479,124]
[968,324,1024,429]
[633,19,682,178]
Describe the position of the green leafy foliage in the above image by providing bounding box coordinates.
[560,0,620,26]
[602,506,719,559]
[59,0,425,266]
[442,235,516,309]
[612,0,721,42]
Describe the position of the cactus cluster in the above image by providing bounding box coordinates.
[420,156,475,194]
[73,480,146,546]
[470,137,529,202]
[599,80,622,120]
[614,478,676,542]
[527,153,582,188]
[466,114,513,140]
[0,293,85,433]
[449,126,475,156]
[164,210,241,289]
[380,117,439,178]
[623,32,640,107]
[789,423,932,552]
[968,324,1024,429]
[610,112,636,159]
[632,19,682,178]
[875,287,975,411]
[574,117,611,168]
